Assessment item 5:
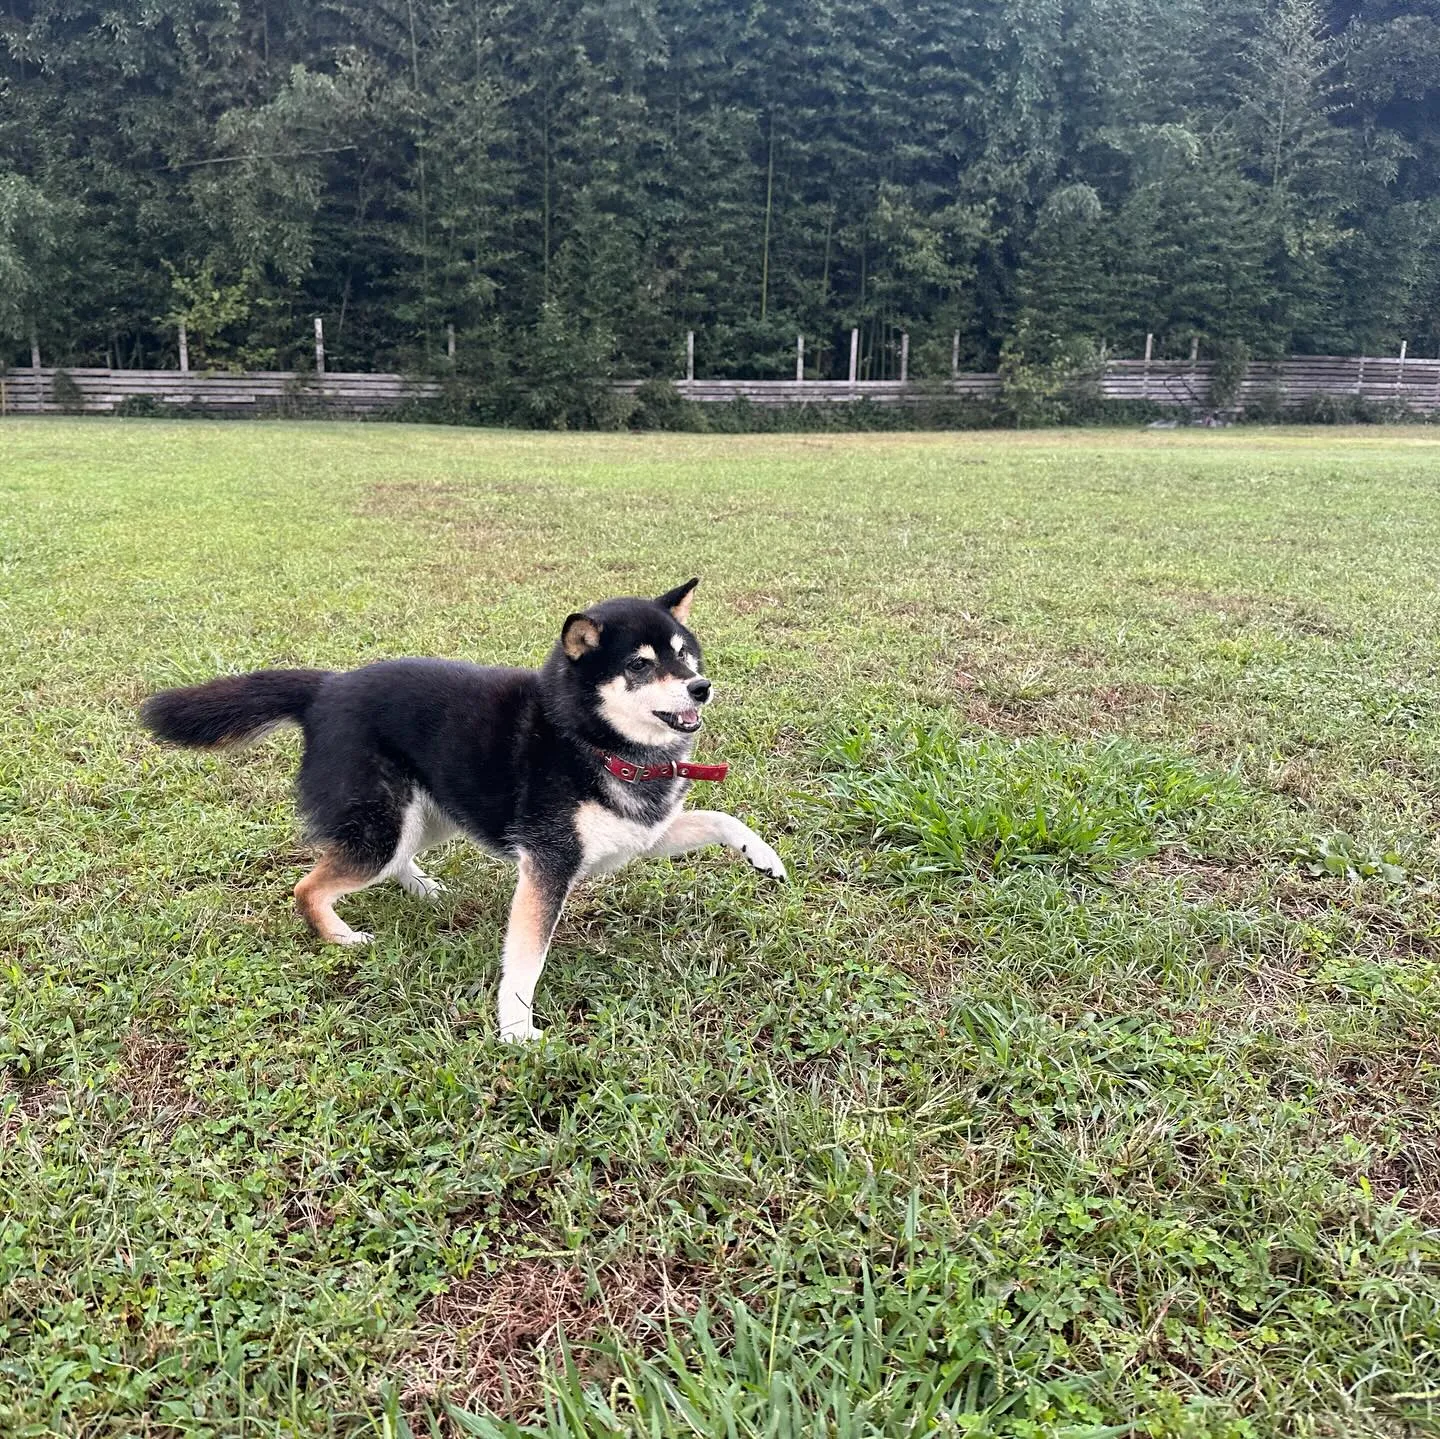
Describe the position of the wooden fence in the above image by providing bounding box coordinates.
[1101,355,1440,414]
[612,376,1003,406]
[622,356,1439,412]
[3,354,1437,417]
[0,368,440,416]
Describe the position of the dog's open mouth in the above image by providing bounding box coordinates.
[654,708,703,733]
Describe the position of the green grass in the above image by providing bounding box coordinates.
[822,727,1245,875]
[3,420,1440,1437]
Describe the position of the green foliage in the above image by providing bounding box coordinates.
[400,381,1013,434]
[474,1256,1078,1437]
[163,264,280,371]
[113,395,166,419]
[0,172,65,348]
[49,370,84,415]
[503,303,623,430]
[627,380,704,432]
[824,725,1242,877]
[999,328,1103,428]
[4,3,1440,373]
[1290,834,1409,885]
[1241,384,1289,424]
[623,393,1006,433]
[1207,340,1251,411]
[1283,392,1405,425]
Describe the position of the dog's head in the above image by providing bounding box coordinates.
[547,579,712,751]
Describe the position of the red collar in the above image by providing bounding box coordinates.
[599,752,729,783]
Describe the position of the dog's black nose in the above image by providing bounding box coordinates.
[687,677,712,702]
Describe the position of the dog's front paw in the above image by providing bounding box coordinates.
[499,1021,543,1045]
[740,838,787,882]
[335,928,374,947]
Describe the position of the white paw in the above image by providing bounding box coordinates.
[335,928,374,947]
[400,871,446,900]
[740,839,787,882]
[499,1021,543,1044]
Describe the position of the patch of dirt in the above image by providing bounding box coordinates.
[867,596,987,626]
[953,663,1178,739]
[1161,589,1343,638]
[1366,1137,1440,1222]
[1329,897,1440,960]
[356,481,566,585]
[1268,756,1338,805]
[395,1255,707,1424]
[357,481,474,520]
[550,902,622,957]
[442,896,506,935]
[1137,848,1280,909]
[316,959,365,1002]
[281,1188,337,1236]
[956,690,1044,736]
[1131,848,1440,949]
[953,668,1045,735]
[115,1028,203,1135]
[1086,682,1170,720]
[0,1075,66,1150]
[1311,1043,1440,1222]
[728,590,821,643]
[730,590,786,616]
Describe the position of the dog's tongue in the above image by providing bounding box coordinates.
[678,707,700,727]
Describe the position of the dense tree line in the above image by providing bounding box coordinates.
[2,0,1437,383]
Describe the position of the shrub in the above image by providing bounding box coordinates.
[628,379,707,431]
[1241,384,1286,423]
[1205,339,1249,412]
[998,326,1103,427]
[114,394,164,418]
[50,369,84,415]
[511,303,618,430]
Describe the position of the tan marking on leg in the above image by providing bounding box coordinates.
[497,857,568,1042]
[294,853,378,946]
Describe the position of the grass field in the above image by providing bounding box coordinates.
[3,421,1440,1438]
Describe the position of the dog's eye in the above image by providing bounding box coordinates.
[624,656,652,677]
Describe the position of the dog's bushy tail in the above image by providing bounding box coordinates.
[140,669,330,749]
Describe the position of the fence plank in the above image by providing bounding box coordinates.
[0,368,439,415]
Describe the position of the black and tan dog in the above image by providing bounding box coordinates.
[140,580,786,1041]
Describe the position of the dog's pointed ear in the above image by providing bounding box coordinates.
[561,613,603,660]
[656,577,699,624]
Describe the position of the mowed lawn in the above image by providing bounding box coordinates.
[3,421,1440,1438]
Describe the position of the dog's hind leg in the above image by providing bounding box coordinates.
[295,852,384,946]
[398,860,446,900]
[387,792,454,901]
[296,740,411,935]
[648,810,787,880]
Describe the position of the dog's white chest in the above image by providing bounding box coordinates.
[574,799,674,878]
